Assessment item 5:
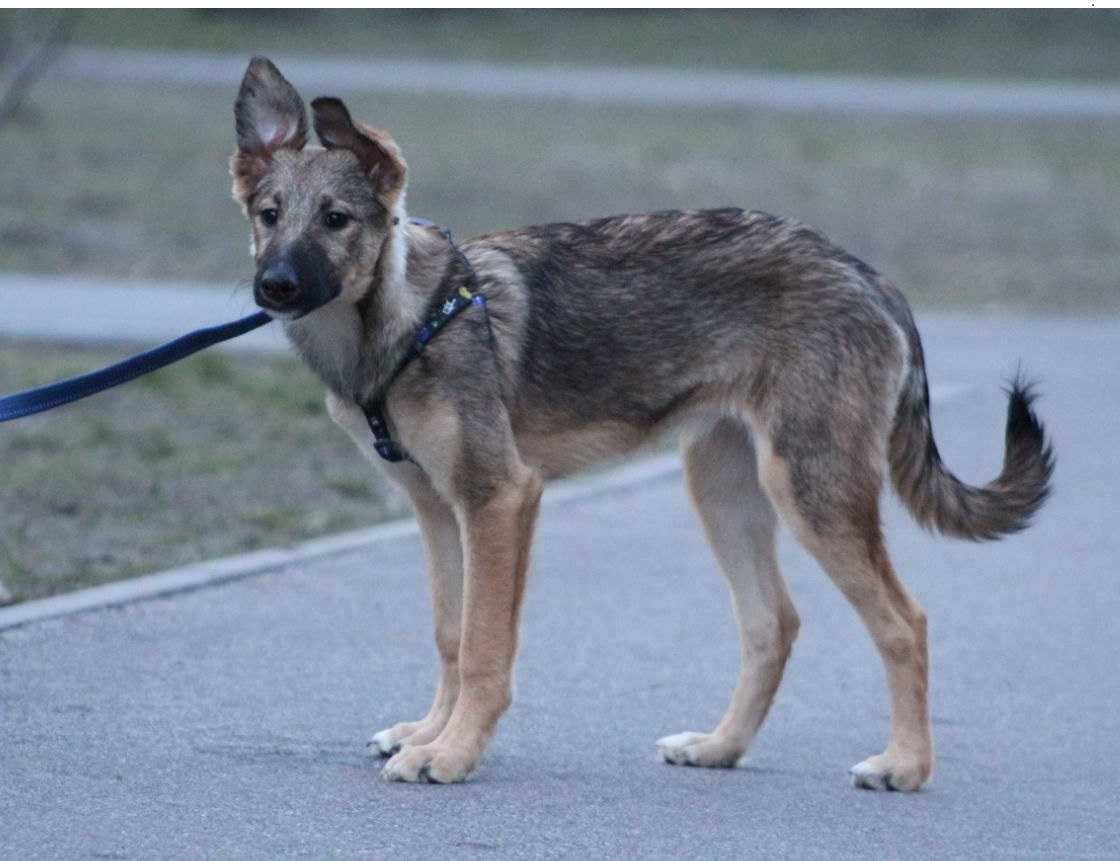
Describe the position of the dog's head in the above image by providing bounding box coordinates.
[231,57,407,319]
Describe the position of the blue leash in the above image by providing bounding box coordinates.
[0,311,272,423]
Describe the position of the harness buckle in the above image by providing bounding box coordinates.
[374,440,406,463]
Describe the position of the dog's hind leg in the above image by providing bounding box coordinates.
[367,465,464,756]
[754,430,933,791]
[658,417,800,768]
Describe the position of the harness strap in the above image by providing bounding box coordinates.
[362,285,488,463]
[360,224,488,464]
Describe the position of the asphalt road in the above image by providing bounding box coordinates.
[2,314,1119,859]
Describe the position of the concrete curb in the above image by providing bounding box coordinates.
[0,453,682,632]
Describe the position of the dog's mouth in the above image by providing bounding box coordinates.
[254,290,340,321]
[253,286,311,320]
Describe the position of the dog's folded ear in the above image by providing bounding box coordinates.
[311,97,407,202]
[231,57,307,204]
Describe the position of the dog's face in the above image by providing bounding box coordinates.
[231,58,407,319]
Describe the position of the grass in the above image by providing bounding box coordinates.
[0,343,407,603]
[2,79,1119,310]
[10,10,1120,82]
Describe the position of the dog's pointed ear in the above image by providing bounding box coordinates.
[311,96,407,201]
[235,57,308,155]
[231,57,307,205]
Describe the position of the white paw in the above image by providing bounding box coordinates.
[656,731,707,764]
[849,759,891,790]
[849,753,931,792]
[367,728,402,758]
[656,731,743,768]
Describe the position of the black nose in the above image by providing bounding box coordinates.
[256,260,300,308]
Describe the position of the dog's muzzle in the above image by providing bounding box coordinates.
[256,259,301,310]
[253,242,338,318]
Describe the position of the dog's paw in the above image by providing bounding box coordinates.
[849,752,931,792]
[366,719,445,758]
[381,740,478,784]
[656,731,744,768]
[367,727,404,758]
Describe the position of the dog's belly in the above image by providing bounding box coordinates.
[512,398,731,480]
[514,420,656,480]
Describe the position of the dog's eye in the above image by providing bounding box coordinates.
[259,208,279,227]
[323,211,350,230]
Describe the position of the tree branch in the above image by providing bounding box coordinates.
[0,11,76,127]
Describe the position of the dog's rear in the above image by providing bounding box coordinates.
[654,258,1053,790]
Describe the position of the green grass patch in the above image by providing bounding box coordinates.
[0,343,407,602]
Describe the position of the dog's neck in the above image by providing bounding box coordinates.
[284,211,455,404]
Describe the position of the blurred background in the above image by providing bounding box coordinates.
[1,9,1117,603]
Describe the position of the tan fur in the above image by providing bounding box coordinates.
[753,430,932,788]
[658,418,800,768]
[232,58,1053,789]
[462,247,530,400]
[380,461,543,783]
[373,463,465,755]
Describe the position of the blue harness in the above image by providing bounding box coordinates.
[363,284,487,463]
[362,219,489,463]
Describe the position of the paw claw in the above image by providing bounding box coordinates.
[380,741,476,784]
[656,731,742,769]
[849,753,930,792]
[418,764,444,785]
[367,729,401,758]
[849,763,890,791]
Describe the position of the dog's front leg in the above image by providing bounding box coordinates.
[325,393,468,756]
[382,465,542,783]
[368,466,464,756]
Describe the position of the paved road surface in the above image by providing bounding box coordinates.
[2,314,1119,858]
[0,273,285,354]
[54,46,1120,120]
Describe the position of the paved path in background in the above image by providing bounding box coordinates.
[2,314,1119,858]
[53,46,1120,120]
[0,273,286,354]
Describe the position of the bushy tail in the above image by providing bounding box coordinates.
[889,339,1055,541]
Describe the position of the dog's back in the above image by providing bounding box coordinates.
[469,209,911,460]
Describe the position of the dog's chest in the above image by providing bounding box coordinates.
[284,304,364,397]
